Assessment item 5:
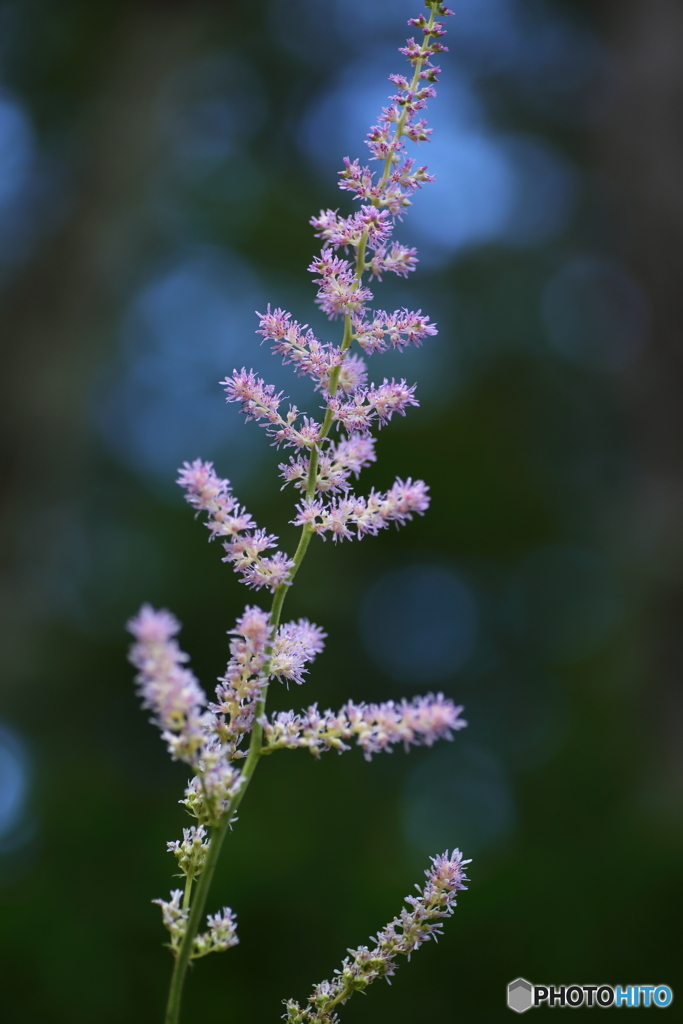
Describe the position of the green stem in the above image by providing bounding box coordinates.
[163,19,434,1017]
[164,515,316,1024]
[165,735,262,1022]
[181,872,194,913]
[325,984,354,1014]
[377,9,438,196]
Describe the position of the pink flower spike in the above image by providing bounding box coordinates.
[132,0,464,1000]
[270,618,327,685]
[221,369,284,424]
[127,605,209,766]
[368,378,419,423]
[233,605,271,646]
[381,477,431,520]
[262,692,465,760]
[176,459,233,511]
[127,604,180,645]
[240,551,296,591]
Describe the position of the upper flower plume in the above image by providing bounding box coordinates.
[211,0,453,546]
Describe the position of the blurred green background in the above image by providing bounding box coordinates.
[0,0,682,1020]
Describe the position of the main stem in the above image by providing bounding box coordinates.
[377,8,438,195]
[164,305,355,1024]
[164,18,440,1019]
[163,531,304,1024]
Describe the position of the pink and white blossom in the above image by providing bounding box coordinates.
[292,476,430,541]
[177,460,294,592]
[127,605,209,765]
[270,619,327,685]
[262,692,465,760]
[133,3,467,998]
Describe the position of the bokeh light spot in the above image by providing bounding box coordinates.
[159,53,266,183]
[97,250,286,485]
[0,724,29,843]
[495,135,578,246]
[360,564,479,684]
[300,61,578,262]
[0,93,33,206]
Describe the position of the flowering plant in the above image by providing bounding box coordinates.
[127,4,470,1022]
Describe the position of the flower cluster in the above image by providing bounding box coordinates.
[167,826,210,879]
[262,693,465,760]
[257,307,343,391]
[220,367,326,451]
[127,604,244,819]
[180,762,243,827]
[279,434,376,495]
[328,378,419,431]
[292,478,430,542]
[270,619,327,686]
[283,849,469,1024]
[351,309,437,354]
[309,251,375,320]
[177,459,295,591]
[208,604,271,759]
[153,891,239,959]
[127,605,209,765]
[129,4,469,1013]
[209,606,326,756]
[194,908,239,957]
[212,3,453,529]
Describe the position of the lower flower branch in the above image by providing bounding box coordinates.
[283,850,470,1024]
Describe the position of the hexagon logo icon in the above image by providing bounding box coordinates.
[508,978,533,1013]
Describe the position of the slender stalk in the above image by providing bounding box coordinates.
[164,519,313,1023]
[181,872,194,913]
[165,735,261,1023]
[378,8,437,193]
[162,21,446,1018]
[164,376,338,1022]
